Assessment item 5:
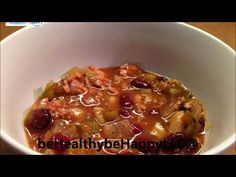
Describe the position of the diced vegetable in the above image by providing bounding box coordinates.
[103,120,132,139]
[103,111,118,122]
[67,107,85,122]
[93,107,118,124]
[43,119,67,141]
[166,80,182,88]
[133,94,142,103]
[168,110,198,136]
[82,120,101,134]
[34,87,44,99]
[60,124,79,139]
[62,67,87,78]
[93,107,106,124]
[140,72,157,81]
[168,111,185,133]
[40,81,65,100]
[151,122,167,140]
[108,96,118,106]
[169,88,180,96]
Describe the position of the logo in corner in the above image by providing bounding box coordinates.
[6,22,43,27]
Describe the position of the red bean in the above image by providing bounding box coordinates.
[29,108,52,129]
[133,137,158,154]
[198,118,205,133]
[131,123,143,134]
[131,78,151,89]
[120,93,133,109]
[118,151,135,155]
[186,138,198,152]
[149,108,159,116]
[119,109,131,118]
[51,134,71,153]
[162,133,186,153]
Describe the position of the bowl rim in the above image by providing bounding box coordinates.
[1,22,235,155]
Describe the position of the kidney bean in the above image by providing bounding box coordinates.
[131,123,143,134]
[120,93,133,109]
[131,78,151,89]
[119,109,131,118]
[29,108,52,129]
[51,134,71,153]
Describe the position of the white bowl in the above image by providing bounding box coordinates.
[1,23,235,155]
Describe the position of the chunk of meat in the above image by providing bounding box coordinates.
[118,64,143,77]
[88,66,105,79]
[69,79,87,94]
[87,66,109,88]
[103,120,132,139]
[62,78,87,95]
[82,96,100,106]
